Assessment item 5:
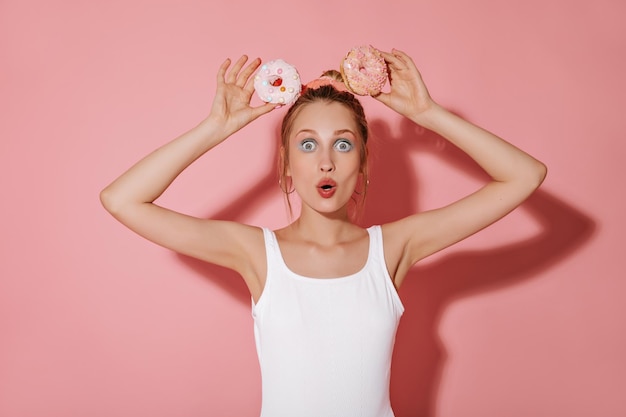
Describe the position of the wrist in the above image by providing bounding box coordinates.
[408,102,446,130]
[197,116,232,144]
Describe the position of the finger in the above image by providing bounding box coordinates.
[243,67,264,95]
[250,101,279,119]
[237,57,262,88]
[244,76,257,96]
[378,50,406,72]
[226,55,248,84]
[217,58,231,84]
[372,91,391,106]
[390,48,418,72]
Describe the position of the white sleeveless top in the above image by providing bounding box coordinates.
[252,225,404,417]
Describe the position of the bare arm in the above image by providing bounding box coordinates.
[374,49,547,285]
[100,56,275,282]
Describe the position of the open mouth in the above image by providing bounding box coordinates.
[317,179,337,198]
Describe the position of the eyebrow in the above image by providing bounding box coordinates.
[296,129,356,136]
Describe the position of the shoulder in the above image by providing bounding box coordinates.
[224,222,266,265]
[209,222,267,299]
[192,221,266,276]
[379,215,432,286]
[380,219,415,255]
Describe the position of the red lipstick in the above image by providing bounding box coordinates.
[317,178,337,198]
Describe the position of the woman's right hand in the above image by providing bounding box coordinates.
[206,55,277,138]
[101,55,275,295]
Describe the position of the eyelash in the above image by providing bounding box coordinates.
[334,139,353,152]
[297,139,354,153]
[298,139,317,152]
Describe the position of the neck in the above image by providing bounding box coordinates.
[289,206,358,244]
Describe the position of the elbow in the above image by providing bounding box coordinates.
[524,159,548,193]
[534,160,548,187]
[99,186,123,215]
[99,186,114,213]
[100,186,148,220]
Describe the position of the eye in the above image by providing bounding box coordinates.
[298,139,317,152]
[334,139,354,152]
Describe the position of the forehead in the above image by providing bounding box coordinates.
[290,101,359,137]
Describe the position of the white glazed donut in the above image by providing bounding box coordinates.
[254,59,302,105]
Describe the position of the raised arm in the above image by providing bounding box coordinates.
[374,49,547,286]
[100,56,275,285]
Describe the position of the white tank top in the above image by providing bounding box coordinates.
[252,225,404,417]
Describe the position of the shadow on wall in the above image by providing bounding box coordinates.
[177,116,596,417]
[365,117,596,417]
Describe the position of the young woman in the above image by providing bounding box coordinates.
[100,49,546,417]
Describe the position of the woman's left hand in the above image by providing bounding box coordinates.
[374,48,436,122]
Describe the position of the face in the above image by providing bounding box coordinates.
[285,101,363,217]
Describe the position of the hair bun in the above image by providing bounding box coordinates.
[320,69,343,82]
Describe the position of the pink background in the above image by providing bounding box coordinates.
[1,0,624,416]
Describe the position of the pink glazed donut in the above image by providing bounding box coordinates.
[340,46,388,96]
[254,59,302,105]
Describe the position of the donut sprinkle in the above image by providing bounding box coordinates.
[340,46,388,96]
[254,59,301,105]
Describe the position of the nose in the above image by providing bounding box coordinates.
[318,151,335,172]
